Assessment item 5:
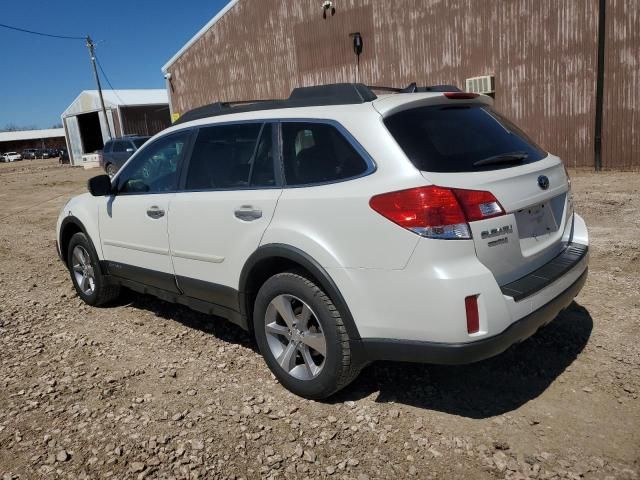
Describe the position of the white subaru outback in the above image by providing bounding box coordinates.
[56,83,589,399]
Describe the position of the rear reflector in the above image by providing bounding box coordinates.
[444,92,480,100]
[369,186,505,240]
[465,295,480,334]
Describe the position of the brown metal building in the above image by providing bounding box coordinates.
[162,0,639,170]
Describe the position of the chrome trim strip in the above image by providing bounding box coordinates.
[112,118,377,196]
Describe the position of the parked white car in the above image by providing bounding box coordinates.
[56,83,589,399]
[2,152,22,162]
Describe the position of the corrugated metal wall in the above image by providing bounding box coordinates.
[120,106,171,137]
[166,0,638,170]
[602,0,639,169]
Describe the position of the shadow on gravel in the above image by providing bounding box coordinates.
[119,293,256,352]
[333,302,593,418]
[114,293,592,418]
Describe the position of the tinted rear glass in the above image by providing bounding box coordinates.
[384,104,546,172]
[281,122,369,185]
[133,138,148,148]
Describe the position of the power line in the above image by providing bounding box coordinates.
[0,22,85,40]
[94,54,126,106]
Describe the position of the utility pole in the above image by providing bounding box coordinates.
[86,35,112,139]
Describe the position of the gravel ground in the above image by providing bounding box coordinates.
[0,159,638,480]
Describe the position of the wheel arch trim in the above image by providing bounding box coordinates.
[239,244,361,340]
[59,216,101,266]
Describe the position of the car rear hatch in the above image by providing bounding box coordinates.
[378,93,574,287]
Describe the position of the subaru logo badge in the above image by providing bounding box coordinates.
[538,175,550,190]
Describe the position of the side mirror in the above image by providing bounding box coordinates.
[88,175,113,196]
[126,148,134,153]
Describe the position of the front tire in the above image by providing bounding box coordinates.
[253,272,360,399]
[67,232,120,306]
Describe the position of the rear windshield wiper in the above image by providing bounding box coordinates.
[473,151,529,167]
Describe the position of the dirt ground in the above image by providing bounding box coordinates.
[0,159,638,480]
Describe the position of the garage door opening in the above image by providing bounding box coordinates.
[77,112,104,154]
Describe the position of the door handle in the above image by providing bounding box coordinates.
[234,206,262,221]
[146,206,165,219]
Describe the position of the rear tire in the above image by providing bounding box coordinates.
[253,271,360,399]
[67,232,120,306]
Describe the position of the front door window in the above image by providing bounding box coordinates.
[115,132,189,194]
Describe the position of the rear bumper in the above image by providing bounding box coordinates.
[359,267,587,365]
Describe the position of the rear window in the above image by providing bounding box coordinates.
[133,138,148,148]
[384,104,546,172]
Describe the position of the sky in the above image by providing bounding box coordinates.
[0,0,229,129]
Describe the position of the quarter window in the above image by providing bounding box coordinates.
[184,123,274,190]
[281,122,368,186]
[116,131,189,194]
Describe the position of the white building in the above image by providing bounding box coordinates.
[61,89,170,166]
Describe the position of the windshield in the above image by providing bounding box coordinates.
[384,104,547,172]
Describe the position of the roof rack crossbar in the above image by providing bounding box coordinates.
[174,83,377,125]
[368,83,462,93]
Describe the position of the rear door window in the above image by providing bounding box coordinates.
[281,122,369,186]
[133,138,148,149]
[112,141,127,153]
[384,104,547,172]
[184,123,272,190]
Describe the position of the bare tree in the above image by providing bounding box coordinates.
[0,123,39,132]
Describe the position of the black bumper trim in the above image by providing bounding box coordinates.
[500,243,588,301]
[359,268,588,365]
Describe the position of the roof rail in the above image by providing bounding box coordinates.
[174,83,376,125]
[174,82,460,124]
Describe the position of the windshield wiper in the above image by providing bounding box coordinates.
[473,151,529,167]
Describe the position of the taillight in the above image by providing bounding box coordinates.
[369,186,505,240]
[444,92,480,100]
[563,164,572,192]
[452,188,504,222]
[564,164,574,219]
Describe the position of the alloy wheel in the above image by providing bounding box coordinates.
[264,294,327,380]
[71,245,96,296]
